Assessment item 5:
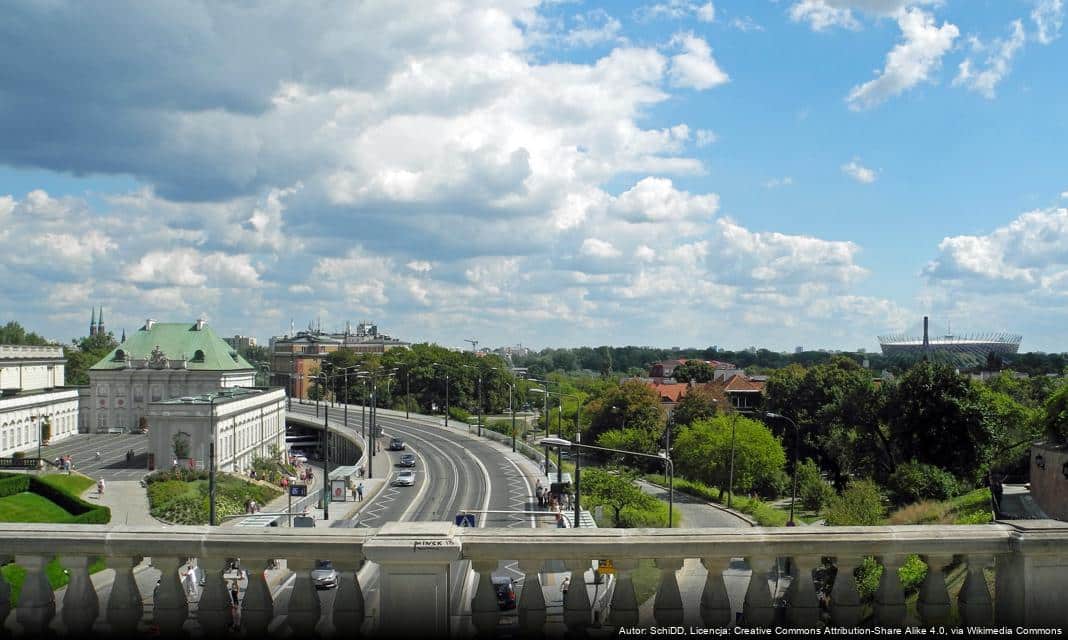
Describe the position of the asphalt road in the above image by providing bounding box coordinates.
[33,432,149,481]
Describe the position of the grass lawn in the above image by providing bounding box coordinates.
[1,557,107,607]
[35,472,95,496]
[0,492,75,522]
[887,488,993,525]
[147,471,281,525]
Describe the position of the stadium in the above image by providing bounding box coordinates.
[878,316,1021,365]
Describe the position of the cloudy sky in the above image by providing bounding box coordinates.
[2,0,1066,352]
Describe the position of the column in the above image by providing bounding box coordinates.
[958,554,993,627]
[332,559,366,638]
[874,555,907,627]
[562,557,592,635]
[470,559,500,636]
[194,557,232,637]
[153,557,190,637]
[607,558,639,628]
[829,556,863,627]
[652,557,684,625]
[516,558,546,635]
[59,555,100,635]
[239,558,275,637]
[916,555,952,626]
[14,554,56,637]
[742,555,776,627]
[105,556,144,636]
[783,556,820,628]
[286,557,322,636]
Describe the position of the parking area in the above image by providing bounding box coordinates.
[27,433,150,481]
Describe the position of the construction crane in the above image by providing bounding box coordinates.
[464,338,479,353]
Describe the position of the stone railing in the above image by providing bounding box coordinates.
[1,521,1066,637]
[0,345,64,360]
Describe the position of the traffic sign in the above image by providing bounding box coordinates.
[597,560,615,575]
[293,516,316,528]
[289,484,308,497]
[455,513,476,527]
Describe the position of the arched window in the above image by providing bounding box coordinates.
[193,349,206,362]
[115,349,126,361]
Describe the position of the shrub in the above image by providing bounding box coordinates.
[796,459,834,512]
[12,451,25,460]
[0,473,110,523]
[448,406,471,423]
[887,461,961,505]
[0,473,31,498]
[825,479,885,526]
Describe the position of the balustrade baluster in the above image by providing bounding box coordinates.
[958,554,993,626]
[516,558,546,635]
[698,557,732,627]
[153,557,190,637]
[917,555,952,626]
[652,557,684,625]
[331,559,365,637]
[105,556,143,636]
[607,558,639,628]
[286,558,322,636]
[784,555,820,628]
[239,558,275,637]
[471,559,501,636]
[59,555,100,635]
[195,557,232,637]
[562,558,592,635]
[14,554,55,636]
[742,556,777,627]
[829,556,863,626]
[874,555,907,627]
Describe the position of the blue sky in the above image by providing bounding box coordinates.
[1,0,1066,353]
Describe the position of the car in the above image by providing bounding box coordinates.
[311,560,338,590]
[393,470,415,487]
[492,575,517,610]
[398,453,416,467]
[388,438,405,451]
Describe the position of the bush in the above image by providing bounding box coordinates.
[887,461,961,505]
[825,479,885,526]
[448,406,471,423]
[796,459,834,513]
[0,473,110,523]
[0,473,31,498]
[12,451,25,460]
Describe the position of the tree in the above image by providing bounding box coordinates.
[670,385,726,428]
[673,360,716,383]
[64,331,119,385]
[581,467,660,527]
[672,415,786,499]
[584,379,665,445]
[1043,382,1068,445]
[796,458,834,512]
[172,433,191,460]
[596,428,660,458]
[824,479,885,526]
[0,321,51,346]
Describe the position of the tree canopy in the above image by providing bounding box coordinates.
[672,414,786,497]
[0,321,52,346]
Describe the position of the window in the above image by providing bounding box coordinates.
[192,349,205,362]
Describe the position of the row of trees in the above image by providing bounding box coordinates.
[1,320,118,385]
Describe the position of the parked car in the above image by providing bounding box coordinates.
[492,575,517,610]
[398,453,416,467]
[393,470,415,487]
[311,560,338,590]
[388,438,405,451]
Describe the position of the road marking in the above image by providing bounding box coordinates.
[381,422,461,522]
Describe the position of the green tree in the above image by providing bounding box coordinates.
[584,379,665,445]
[672,414,786,499]
[0,321,51,345]
[64,331,119,385]
[825,479,885,526]
[596,428,659,457]
[581,467,660,527]
[673,360,716,383]
[670,385,725,428]
[1043,382,1068,444]
[796,458,834,513]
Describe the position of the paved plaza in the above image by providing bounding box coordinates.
[26,432,150,481]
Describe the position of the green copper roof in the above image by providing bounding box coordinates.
[90,322,254,371]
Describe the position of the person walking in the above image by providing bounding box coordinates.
[182,565,198,596]
[97,478,106,496]
[535,484,544,508]
[356,482,364,501]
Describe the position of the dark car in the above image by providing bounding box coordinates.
[388,438,405,451]
[398,453,416,467]
[492,575,516,610]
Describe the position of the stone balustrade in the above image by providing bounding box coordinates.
[1,520,1066,637]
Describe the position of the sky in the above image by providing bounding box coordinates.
[1,0,1066,353]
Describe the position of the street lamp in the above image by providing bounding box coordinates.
[209,394,218,526]
[539,436,674,529]
[461,364,495,437]
[527,378,554,476]
[432,363,450,429]
[530,388,580,484]
[766,412,800,527]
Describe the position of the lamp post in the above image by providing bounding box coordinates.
[726,407,738,509]
[766,412,800,527]
[432,363,449,429]
[209,394,218,526]
[527,378,554,475]
[405,366,411,419]
[509,383,516,453]
[530,387,579,484]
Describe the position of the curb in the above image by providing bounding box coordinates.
[638,478,756,527]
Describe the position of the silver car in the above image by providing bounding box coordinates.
[312,560,337,590]
[393,470,415,487]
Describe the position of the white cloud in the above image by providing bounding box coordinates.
[580,238,623,258]
[406,260,433,273]
[953,20,1026,99]
[1061,191,1068,199]
[637,1,714,22]
[764,177,794,189]
[789,0,861,31]
[695,129,717,147]
[610,177,719,225]
[841,158,878,183]
[127,249,261,288]
[1032,0,1064,44]
[563,10,624,48]
[730,16,765,32]
[846,9,959,110]
[697,3,716,22]
[667,33,730,90]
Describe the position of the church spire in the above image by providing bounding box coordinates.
[97,307,105,336]
[90,307,97,337]
[120,328,126,343]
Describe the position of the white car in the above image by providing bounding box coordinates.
[393,470,415,487]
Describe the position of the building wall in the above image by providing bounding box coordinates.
[1030,443,1068,522]
[0,390,79,457]
[147,389,286,473]
[88,369,256,433]
[0,345,66,391]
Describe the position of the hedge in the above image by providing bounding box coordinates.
[0,473,31,498]
[0,472,110,524]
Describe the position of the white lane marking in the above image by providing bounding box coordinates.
[382,423,461,521]
[458,443,492,528]
[498,454,536,528]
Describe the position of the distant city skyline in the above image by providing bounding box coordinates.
[2,2,1067,352]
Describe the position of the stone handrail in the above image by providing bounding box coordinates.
[1,520,1066,636]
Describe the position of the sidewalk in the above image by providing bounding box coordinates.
[81,477,161,526]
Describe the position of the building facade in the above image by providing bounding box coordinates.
[147,387,286,473]
[85,320,255,433]
[223,335,257,350]
[0,345,79,457]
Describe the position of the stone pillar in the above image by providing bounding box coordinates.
[742,555,776,627]
[699,557,732,628]
[0,559,11,635]
[516,558,546,635]
[286,557,322,636]
[958,554,993,627]
[562,557,592,635]
[240,558,274,637]
[917,554,952,626]
[652,557,684,625]
[59,555,100,635]
[105,556,144,635]
[470,558,500,636]
[996,520,1068,628]
[362,522,462,638]
[14,554,55,637]
[829,556,863,627]
[195,557,232,637]
[873,555,907,627]
[783,555,820,628]
[607,558,639,628]
[153,557,190,637]
[332,559,366,638]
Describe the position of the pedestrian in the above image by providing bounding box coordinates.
[229,579,240,607]
[560,576,570,598]
[95,451,102,461]
[556,512,567,528]
[535,485,544,507]
[97,478,105,496]
[357,482,364,501]
[182,565,198,596]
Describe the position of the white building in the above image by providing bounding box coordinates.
[84,319,256,433]
[0,345,79,457]
[147,387,286,473]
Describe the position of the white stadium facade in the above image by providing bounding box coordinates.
[879,317,1021,363]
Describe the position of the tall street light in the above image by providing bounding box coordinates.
[530,388,580,484]
[527,378,554,475]
[432,363,450,429]
[766,412,801,527]
[405,366,411,419]
[208,394,219,526]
